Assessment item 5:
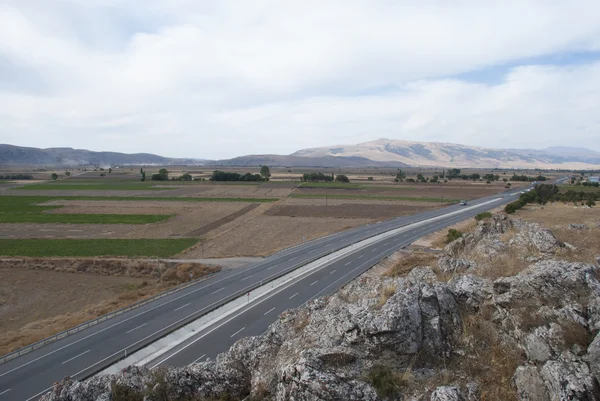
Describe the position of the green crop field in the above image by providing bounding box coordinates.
[13,181,176,191]
[290,193,460,203]
[0,238,198,257]
[0,196,173,224]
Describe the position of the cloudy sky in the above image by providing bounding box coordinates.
[1,1,599,159]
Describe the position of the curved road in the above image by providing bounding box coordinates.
[0,186,529,400]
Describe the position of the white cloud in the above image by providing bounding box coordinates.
[0,0,599,158]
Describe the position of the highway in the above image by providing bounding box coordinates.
[0,186,527,400]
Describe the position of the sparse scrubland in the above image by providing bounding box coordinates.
[39,202,600,400]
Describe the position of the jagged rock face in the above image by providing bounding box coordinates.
[448,275,492,312]
[509,220,563,254]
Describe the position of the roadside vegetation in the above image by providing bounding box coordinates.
[505,184,599,214]
[0,238,198,257]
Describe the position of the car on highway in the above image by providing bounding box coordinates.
[459,200,467,205]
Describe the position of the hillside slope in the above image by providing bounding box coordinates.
[0,144,203,166]
[292,138,600,168]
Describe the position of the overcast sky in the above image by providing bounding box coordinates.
[1,1,599,159]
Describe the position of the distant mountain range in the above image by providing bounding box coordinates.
[212,139,600,169]
[2,140,600,169]
[0,145,204,167]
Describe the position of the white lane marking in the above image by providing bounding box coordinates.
[241,274,253,281]
[371,248,378,252]
[0,260,268,378]
[61,350,90,365]
[26,388,51,401]
[211,287,224,294]
[308,250,315,253]
[267,265,276,270]
[264,307,275,315]
[126,323,147,334]
[0,389,11,396]
[192,354,206,364]
[289,256,297,261]
[173,303,191,312]
[310,280,318,286]
[383,242,389,246]
[358,254,363,259]
[344,261,351,266]
[289,292,298,299]
[329,270,337,275]
[230,327,245,338]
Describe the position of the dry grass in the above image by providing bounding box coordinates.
[374,283,397,309]
[515,203,600,264]
[384,252,438,277]
[469,247,530,279]
[0,262,219,356]
[455,307,524,401]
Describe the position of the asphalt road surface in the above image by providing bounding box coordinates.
[0,186,529,400]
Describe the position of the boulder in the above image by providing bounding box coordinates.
[513,365,549,401]
[448,274,492,312]
[569,223,588,230]
[438,257,477,274]
[430,386,467,401]
[540,352,600,400]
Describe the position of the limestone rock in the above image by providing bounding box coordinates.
[513,365,549,401]
[430,386,466,401]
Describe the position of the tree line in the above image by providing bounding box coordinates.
[505,184,598,214]
[1,174,33,180]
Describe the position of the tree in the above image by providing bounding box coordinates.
[368,177,374,181]
[141,170,146,182]
[65,171,71,177]
[108,168,112,174]
[181,173,193,181]
[396,169,406,181]
[335,174,350,183]
[51,173,58,180]
[260,166,271,181]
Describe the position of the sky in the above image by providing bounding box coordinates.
[1,0,600,159]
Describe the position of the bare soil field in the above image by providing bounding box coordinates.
[194,186,292,198]
[265,203,436,219]
[293,182,520,200]
[180,215,372,258]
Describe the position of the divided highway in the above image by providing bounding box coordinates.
[0,187,527,400]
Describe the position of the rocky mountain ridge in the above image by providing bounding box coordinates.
[40,213,600,401]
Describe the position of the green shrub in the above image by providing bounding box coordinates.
[475,212,493,221]
[111,383,143,401]
[368,365,404,398]
[445,228,463,244]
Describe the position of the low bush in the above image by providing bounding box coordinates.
[474,212,493,221]
[445,229,463,244]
